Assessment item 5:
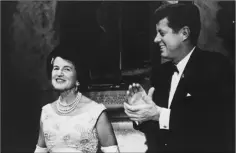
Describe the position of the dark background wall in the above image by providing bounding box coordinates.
[1,1,235,152]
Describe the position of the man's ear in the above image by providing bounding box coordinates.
[180,26,190,41]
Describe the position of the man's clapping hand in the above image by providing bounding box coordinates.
[126,83,147,105]
[124,83,161,123]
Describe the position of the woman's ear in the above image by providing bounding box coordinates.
[51,57,55,64]
[181,26,190,41]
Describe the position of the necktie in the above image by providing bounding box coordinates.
[168,62,179,74]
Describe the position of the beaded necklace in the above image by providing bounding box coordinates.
[56,92,82,114]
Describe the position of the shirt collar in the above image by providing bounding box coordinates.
[176,46,196,74]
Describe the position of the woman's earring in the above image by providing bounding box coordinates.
[76,81,80,87]
[75,81,80,92]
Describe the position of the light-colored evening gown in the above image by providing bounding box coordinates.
[40,101,106,152]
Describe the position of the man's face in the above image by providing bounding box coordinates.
[154,18,183,61]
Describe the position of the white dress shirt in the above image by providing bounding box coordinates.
[159,47,195,130]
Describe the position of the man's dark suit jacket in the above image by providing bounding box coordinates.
[134,47,234,152]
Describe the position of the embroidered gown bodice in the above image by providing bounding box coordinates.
[40,101,106,152]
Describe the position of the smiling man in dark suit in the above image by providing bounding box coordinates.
[124,3,234,153]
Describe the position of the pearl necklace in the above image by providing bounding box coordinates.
[56,92,82,114]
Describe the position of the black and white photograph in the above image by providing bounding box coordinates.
[1,0,235,152]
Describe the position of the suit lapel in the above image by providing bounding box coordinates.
[153,62,175,108]
[170,48,201,109]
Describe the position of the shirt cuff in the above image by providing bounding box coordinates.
[159,108,171,130]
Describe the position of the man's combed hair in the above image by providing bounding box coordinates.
[154,3,201,46]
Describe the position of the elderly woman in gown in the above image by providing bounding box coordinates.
[34,44,120,153]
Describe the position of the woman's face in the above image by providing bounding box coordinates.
[51,56,77,91]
